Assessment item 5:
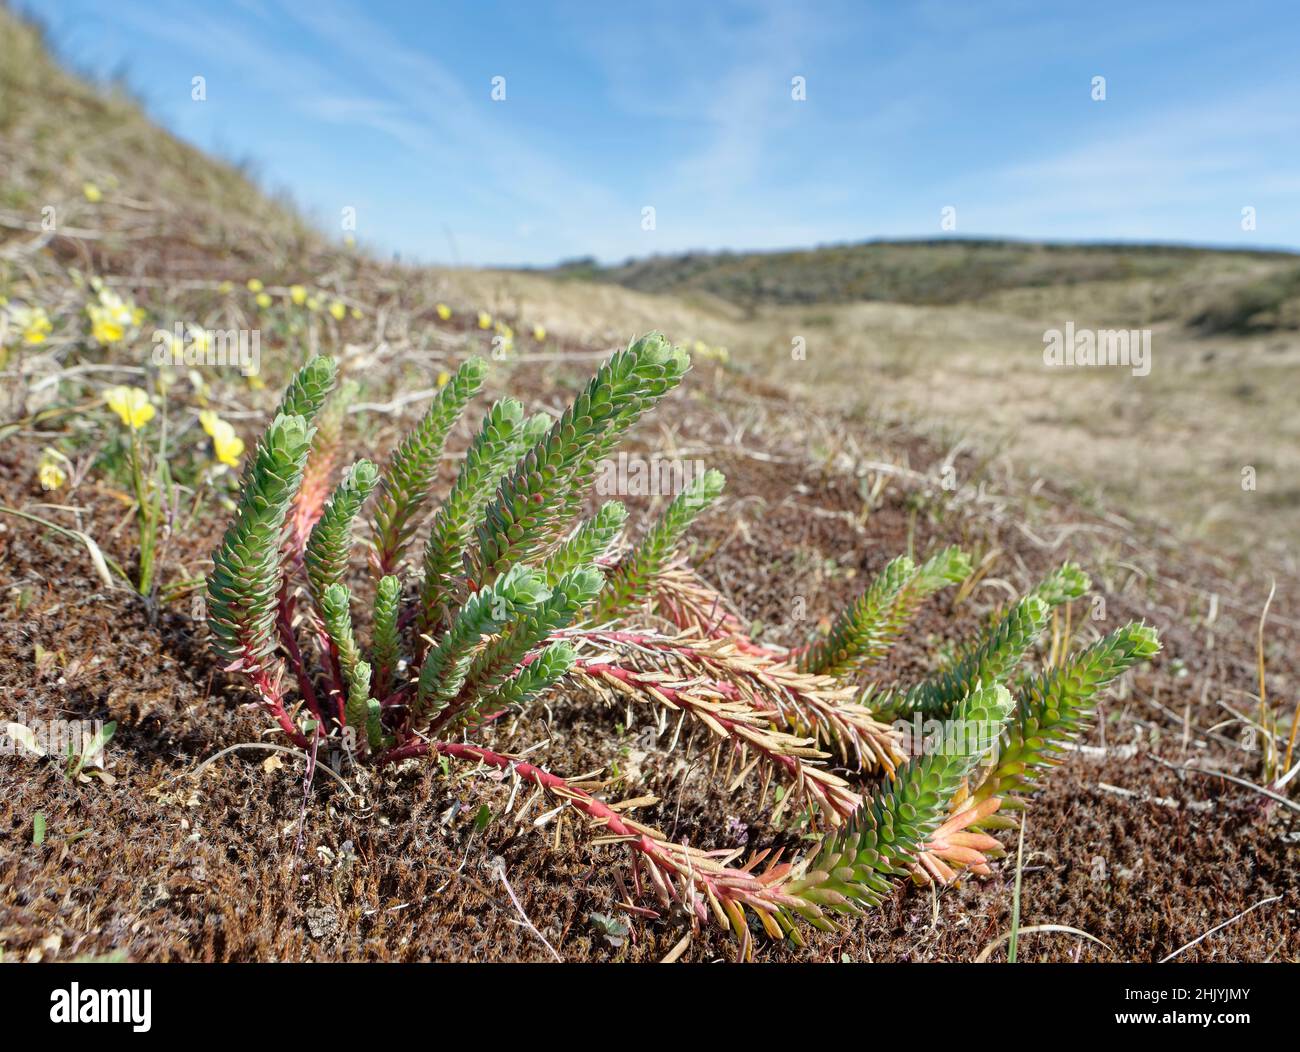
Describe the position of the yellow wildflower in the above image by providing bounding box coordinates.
[199,410,245,467]
[350,307,363,320]
[90,313,123,344]
[218,280,233,294]
[246,278,264,293]
[436,370,451,388]
[306,296,321,312]
[188,324,211,356]
[436,303,452,321]
[83,182,102,203]
[255,291,272,309]
[329,300,347,321]
[494,321,514,353]
[532,324,546,343]
[6,304,53,345]
[477,311,491,330]
[37,448,68,491]
[289,285,307,306]
[87,285,142,346]
[104,386,155,430]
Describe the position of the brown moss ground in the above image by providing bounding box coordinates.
[1,359,1296,963]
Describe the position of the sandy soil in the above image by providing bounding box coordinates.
[2,360,1295,962]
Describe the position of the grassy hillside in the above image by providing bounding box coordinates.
[547,240,1300,332]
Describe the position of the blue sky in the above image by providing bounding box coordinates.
[31,0,1300,264]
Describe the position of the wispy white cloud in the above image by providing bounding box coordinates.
[43,0,1300,260]
[956,84,1300,243]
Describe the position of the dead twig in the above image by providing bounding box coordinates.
[494,861,563,962]
[1149,755,1300,816]
[1158,895,1282,963]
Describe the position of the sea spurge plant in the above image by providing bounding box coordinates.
[370,357,486,578]
[472,334,690,582]
[207,337,1160,959]
[594,469,726,621]
[797,546,971,679]
[416,396,530,641]
[208,335,689,756]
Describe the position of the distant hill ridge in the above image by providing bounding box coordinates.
[545,239,1300,332]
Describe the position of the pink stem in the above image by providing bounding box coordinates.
[251,665,310,748]
[379,739,693,881]
[276,580,327,730]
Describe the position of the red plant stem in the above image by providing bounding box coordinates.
[573,657,809,785]
[379,684,411,709]
[275,580,327,730]
[251,665,310,748]
[654,589,784,659]
[378,738,700,895]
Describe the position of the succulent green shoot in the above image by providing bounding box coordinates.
[417,397,526,636]
[472,333,690,583]
[370,574,402,696]
[207,413,315,673]
[594,469,724,620]
[370,357,488,577]
[876,595,1049,720]
[413,564,552,719]
[542,501,627,587]
[305,459,379,602]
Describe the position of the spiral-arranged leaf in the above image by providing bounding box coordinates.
[305,460,378,603]
[207,414,314,673]
[413,565,552,720]
[472,333,689,583]
[417,397,525,636]
[595,469,725,621]
[370,357,487,576]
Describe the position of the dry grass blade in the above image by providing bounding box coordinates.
[0,505,123,589]
[1158,895,1282,963]
[975,924,1113,963]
